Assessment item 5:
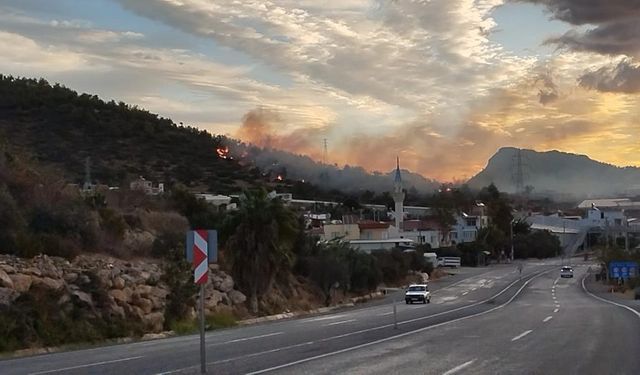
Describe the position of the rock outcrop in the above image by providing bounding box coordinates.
[0,254,246,335]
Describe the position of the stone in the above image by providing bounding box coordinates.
[24,268,42,277]
[228,290,247,305]
[9,274,32,293]
[135,297,154,314]
[0,264,16,274]
[150,286,169,299]
[57,293,71,306]
[148,295,165,310]
[0,287,18,306]
[0,269,14,289]
[214,274,234,293]
[108,289,128,304]
[32,277,64,291]
[136,284,153,298]
[77,274,91,285]
[63,273,78,283]
[72,290,94,308]
[205,289,224,309]
[112,276,125,290]
[142,312,165,332]
[109,304,126,319]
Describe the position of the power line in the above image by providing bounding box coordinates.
[322,138,328,164]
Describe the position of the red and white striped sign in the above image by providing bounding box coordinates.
[192,229,209,285]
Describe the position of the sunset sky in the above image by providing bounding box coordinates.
[2,0,639,181]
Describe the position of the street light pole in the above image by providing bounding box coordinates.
[510,219,514,262]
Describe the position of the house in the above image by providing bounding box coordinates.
[398,219,441,249]
[450,212,488,245]
[130,176,164,195]
[358,221,391,240]
[322,223,360,241]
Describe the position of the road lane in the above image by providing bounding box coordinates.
[276,263,640,375]
[0,261,554,375]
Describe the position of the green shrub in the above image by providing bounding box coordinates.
[170,319,198,335]
[206,311,237,330]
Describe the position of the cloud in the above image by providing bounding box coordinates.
[535,71,559,105]
[579,59,640,93]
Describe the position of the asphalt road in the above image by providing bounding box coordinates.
[3,259,638,375]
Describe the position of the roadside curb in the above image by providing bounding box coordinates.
[238,292,385,326]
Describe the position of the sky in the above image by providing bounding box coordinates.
[1,0,639,182]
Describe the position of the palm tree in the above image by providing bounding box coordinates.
[224,189,298,313]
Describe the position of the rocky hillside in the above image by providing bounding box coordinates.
[467,147,640,199]
[0,254,246,351]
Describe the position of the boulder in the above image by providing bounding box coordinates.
[148,295,165,310]
[32,277,64,291]
[109,289,128,304]
[143,312,165,332]
[63,273,78,283]
[10,274,32,293]
[214,273,234,293]
[134,297,154,314]
[228,290,247,305]
[150,286,169,300]
[0,264,15,274]
[136,284,153,298]
[112,276,126,290]
[205,289,225,309]
[24,268,42,277]
[0,287,17,306]
[0,269,14,289]
[57,293,71,306]
[72,290,94,308]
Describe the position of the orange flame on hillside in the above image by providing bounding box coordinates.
[216,146,230,159]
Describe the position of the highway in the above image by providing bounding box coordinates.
[2,259,639,375]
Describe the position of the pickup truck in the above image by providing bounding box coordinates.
[405,284,431,304]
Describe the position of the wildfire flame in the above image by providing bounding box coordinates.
[276,175,283,181]
[216,146,230,159]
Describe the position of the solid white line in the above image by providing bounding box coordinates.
[246,270,553,375]
[307,314,347,322]
[511,330,533,342]
[227,332,283,343]
[442,359,476,375]
[378,311,394,316]
[581,276,640,319]
[543,316,553,323]
[326,319,357,326]
[28,356,144,375]
[554,308,559,313]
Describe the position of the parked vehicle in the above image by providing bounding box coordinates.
[437,257,461,268]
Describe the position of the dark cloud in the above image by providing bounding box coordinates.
[579,59,640,93]
[546,20,640,57]
[521,0,640,25]
[535,72,559,105]
[519,1,640,57]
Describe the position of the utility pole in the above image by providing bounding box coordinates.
[322,138,328,165]
[510,219,514,262]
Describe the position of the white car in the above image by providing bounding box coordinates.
[405,284,431,304]
[560,266,574,278]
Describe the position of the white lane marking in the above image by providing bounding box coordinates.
[553,278,559,286]
[554,308,559,313]
[326,319,357,326]
[581,276,640,319]
[28,356,144,375]
[245,269,553,375]
[442,359,476,375]
[511,330,533,342]
[378,311,394,316]
[462,291,469,296]
[543,316,553,323]
[306,314,348,322]
[226,332,283,343]
[471,288,477,291]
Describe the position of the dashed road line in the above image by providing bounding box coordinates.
[326,319,357,326]
[442,359,476,375]
[511,329,533,342]
[543,316,553,323]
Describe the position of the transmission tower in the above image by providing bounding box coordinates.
[322,138,328,164]
[512,149,528,195]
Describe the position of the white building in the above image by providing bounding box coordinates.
[130,176,164,195]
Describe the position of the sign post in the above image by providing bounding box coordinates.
[186,230,218,375]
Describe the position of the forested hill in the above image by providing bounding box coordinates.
[0,75,262,193]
